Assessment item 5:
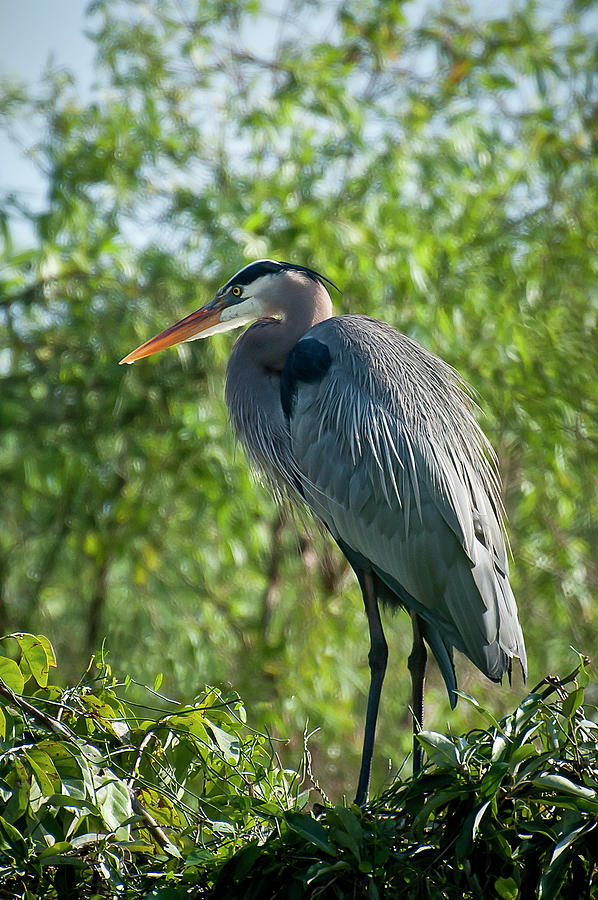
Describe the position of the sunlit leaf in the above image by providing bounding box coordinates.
[495,876,519,900]
[0,659,25,695]
[532,773,597,802]
[13,634,51,688]
[96,774,133,835]
[417,731,461,769]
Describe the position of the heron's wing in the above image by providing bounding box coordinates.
[283,315,527,688]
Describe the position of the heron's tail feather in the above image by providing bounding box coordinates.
[419,621,458,709]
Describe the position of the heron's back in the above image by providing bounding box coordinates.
[283,315,527,689]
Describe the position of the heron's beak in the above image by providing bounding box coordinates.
[119,299,224,364]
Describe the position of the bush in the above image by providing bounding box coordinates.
[0,636,596,898]
[0,633,304,897]
[215,657,598,899]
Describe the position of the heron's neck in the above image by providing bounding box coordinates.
[224,280,332,486]
[250,282,333,372]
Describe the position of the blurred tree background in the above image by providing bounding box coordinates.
[0,0,596,801]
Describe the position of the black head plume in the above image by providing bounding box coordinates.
[221,259,341,294]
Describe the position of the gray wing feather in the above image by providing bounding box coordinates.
[288,315,527,684]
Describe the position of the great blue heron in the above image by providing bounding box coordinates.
[121,259,527,804]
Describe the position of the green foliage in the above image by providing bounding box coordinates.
[0,634,304,897]
[2,637,596,897]
[211,657,598,899]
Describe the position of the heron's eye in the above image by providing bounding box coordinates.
[231,285,243,298]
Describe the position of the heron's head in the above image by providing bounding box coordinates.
[120,259,338,364]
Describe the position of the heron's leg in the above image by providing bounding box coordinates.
[408,611,427,775]
[355,571,388,806]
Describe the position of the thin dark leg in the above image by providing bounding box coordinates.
[408,611,427,775]
[355,571,388,806]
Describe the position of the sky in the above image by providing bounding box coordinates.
[0,0,95,214]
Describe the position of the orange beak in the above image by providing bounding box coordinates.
[119,299,224,364]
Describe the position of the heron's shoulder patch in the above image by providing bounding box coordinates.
[280,337,331,419]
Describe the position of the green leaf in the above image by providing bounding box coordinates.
[38,842,73,859]
[0,658,25,694]
[331,806,363,845]
[471,800,491,839]
[561,687,583,719]
[284,812,334,855]
[454,691,500,728]
[537,824,587,900]
[95,774,133,833]
[36,635,57,669]
[491,733,510,762]
[25,748,60,796]
[480,763,509,798]
[144,888,187,900]
[551,821,587,863]
[45,794,101,816]
[495,876,519,899]
[214,841,260,879]
[206,721,241,763]
[0,815,28,855]
[455,799,492,858]
[210,820,236,834]
[13,633,52,687]
[532,773,597,801]
[39,741,84,783]
[413,790,463,836]
[417,731,461,768]
[508,743,540,773]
